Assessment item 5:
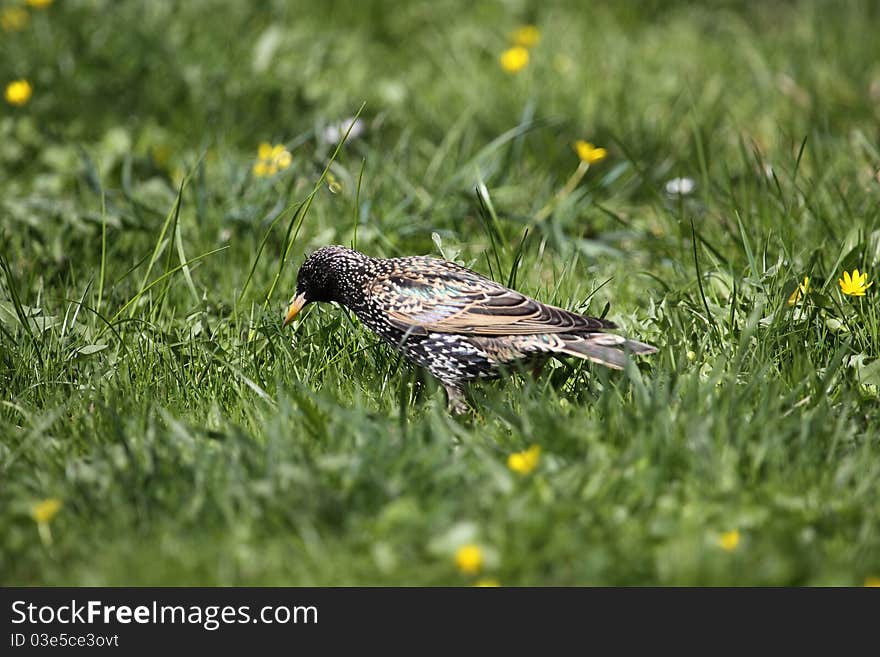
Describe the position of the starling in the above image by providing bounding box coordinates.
[283,245,657,413]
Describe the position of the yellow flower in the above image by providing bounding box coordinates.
[718,529,740,552]
[253,142,293,177]
[499,46,529,74]
[474,578,500,587]
[5,79,32,106]
[1,6,29,31]
[865,576,880,587]
[274,147,292,168]
[511,25,540,48]
[507,444,541,475]
[574,140,608,164]
[26,0,54,8]
[257,141,274,161]
[838,269,873,297]
[31,498,62,524]
[454,544,483,574]
[788,276,810,306]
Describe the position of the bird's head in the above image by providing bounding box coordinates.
[283,245,371,327]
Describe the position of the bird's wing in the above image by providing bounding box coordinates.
[369,257,615,336]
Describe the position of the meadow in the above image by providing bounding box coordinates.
[1,0,879,585]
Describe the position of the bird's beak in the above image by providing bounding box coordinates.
[282,293,307,328]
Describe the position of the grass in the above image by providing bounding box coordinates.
[2,0,879,586]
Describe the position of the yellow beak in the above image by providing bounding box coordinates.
[282,293,307,328]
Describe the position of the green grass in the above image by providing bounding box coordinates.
[2,0,880,585]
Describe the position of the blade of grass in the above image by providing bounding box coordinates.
[98,182,108,312]
[262,102,367,314]
[691,216,720,343]
[352,157,366,250]
[102,246,229,336]
[0,252,44,369]
[130,180,185,319]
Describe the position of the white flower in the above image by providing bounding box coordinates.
[665,177,696,195]
[322,117,366,144]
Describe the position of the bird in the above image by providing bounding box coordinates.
[283,245,657,413]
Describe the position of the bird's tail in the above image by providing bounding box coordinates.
[558,333,657,369]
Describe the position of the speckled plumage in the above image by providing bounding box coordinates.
[286,245,657,412]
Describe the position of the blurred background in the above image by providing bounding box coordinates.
[4,0,879,280]
[2,0,880,585]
